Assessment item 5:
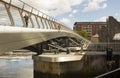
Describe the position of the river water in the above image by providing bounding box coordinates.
[0,56,33,78]
[0,54,119,78]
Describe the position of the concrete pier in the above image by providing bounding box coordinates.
[33,52,120,78]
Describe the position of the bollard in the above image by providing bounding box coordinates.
[106,48,113,61]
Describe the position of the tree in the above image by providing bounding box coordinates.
[75,30,88,38]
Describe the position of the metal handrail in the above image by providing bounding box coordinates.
[0,0,71,31]
[18,0,56,21]
[94,68,120,78]
[87,42,120,51]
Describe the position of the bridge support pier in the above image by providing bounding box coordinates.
[33,52,92,78]
[32,53,120,78]
[33,56,61,78]
[33,55,84,78]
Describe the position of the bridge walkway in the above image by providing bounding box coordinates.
[0,0,90,53]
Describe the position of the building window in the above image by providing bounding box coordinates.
[77,25,81,30]
[82,25,92,33]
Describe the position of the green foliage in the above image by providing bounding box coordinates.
[75,30,88,38]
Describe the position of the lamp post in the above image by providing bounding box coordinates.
[107,18,110,48]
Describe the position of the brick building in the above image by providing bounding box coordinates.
[73,22,107,40]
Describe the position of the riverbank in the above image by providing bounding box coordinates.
[0,50,36,59]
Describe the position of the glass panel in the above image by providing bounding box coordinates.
[31,15,38,28]
[0,2,10,26]
[10,6,23,27]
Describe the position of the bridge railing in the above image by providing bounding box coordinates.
[0,0,71,31]
[87,42,120,52]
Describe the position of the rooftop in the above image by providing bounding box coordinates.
[74,22,107,25]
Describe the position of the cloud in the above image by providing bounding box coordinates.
[69,14,73,17]
[72,10,78,13]
[16,0,84,16]
[59,18,71,24]
[69,9,78,17]
[114,12,120,21]
[94,16,107,22]
[82,0,107,12]
[94,13,120,22]
[115,13,120,17]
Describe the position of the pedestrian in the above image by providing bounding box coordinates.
[24,14,29,27]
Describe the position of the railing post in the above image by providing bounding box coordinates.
[19,2,26,27]
[43,15,48,29]
[29,8,34,28]
[42,14,47,29]
[51,20,55,29]
[47,17,53,29]
[35,13,40,28]
[4,2,14,26]
[50,18,55,29]
[48,20,52,29]
[39,17,44,29]
[45,19,49,29]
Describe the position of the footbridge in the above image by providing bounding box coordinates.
[0,0,90,54]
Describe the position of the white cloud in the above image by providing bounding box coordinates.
[72,10,78,13]
[59,18,71,24]
[18,0,84,16]
[82,0,107,12]
[69,14,73,17]
[94,13,120,22]
[114,12,120,21]
[102,3,107,9]
[69,9,78,17]
[94,16,107,22]
[115,13,120,17]
[115,13,119,17]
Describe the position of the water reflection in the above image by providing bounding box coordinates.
[0,56,33,78]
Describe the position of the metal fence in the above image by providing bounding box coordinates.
[0,0,71,31]
[87,43,120,52]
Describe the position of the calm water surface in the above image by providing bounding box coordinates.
[0,56,33,78]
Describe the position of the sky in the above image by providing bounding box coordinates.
[2,0,120,29]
